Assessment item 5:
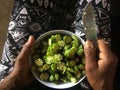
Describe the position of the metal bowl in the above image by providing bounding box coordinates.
[29,30,86,89]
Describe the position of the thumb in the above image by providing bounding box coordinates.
[16,35,35,60]
[84,40,97,71]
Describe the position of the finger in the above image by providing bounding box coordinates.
[17,35,35,60]
[84,40,97,71]
[98,39,112,62]
[98,39,118,68]
[98,39,111,55]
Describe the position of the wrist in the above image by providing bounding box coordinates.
[0,72,23,90]
[10,71,25,89]
[92,82,114,90]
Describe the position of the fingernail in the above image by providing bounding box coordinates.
[85,41,94,48]
[28,35,34,42]
[28,36,32,41]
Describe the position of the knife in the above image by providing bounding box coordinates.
[82,2,98,47]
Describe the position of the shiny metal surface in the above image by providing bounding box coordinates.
[82,2,98,47]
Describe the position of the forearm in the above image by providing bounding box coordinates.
[91,81,114,90]
[0,72,22,90]
[93,86,114,90]
[93,87,114,90]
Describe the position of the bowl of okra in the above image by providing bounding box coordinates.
[29,30,86,89]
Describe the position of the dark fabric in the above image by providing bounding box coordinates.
[0,0,111,90]
[111,15,120,90]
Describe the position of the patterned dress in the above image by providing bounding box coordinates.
[0,0,111,89]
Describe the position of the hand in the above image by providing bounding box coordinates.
[84,39,118,90]
[0,36,35,90]
[11,35,35,86]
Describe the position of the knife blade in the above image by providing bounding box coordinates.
[82,2,98,47]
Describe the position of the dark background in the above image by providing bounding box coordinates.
[111,0,120,90]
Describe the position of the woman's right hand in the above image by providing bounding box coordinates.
[84,39,118,90]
